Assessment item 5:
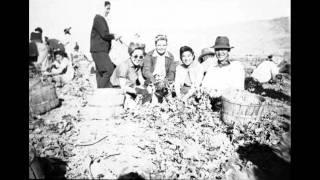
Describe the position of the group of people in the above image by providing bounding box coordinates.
[109,35,249,106]
[89,1,289,107]
[29,25,90,87]
[29,1,288,106]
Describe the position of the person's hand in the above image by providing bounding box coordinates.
[114,34,122,41]
[163,78,171,87]
[147,84,155,94]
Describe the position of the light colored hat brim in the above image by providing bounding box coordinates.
[198,52,216,60]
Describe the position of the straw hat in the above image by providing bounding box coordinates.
[198,48,215,61]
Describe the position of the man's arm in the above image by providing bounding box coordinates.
[94,16,115,41]
[166,58,177,82]
[142,54,155,84]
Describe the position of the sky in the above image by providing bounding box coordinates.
[29,0,290,59]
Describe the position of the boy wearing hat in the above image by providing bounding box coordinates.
[202,36,245,97]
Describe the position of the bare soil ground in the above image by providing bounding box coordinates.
[29,58,291,179]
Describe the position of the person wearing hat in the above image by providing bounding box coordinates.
[43,50,74,87]
[90,1,121,88]
[62,27,76,63]
[110,42,153,107]
[250,53,284,84]
[72,42,88,63]
[30,27,50,71]
[202,36,245,97]
[174,46,204,101]
[198,47,217,76]
[142,34,176,85]
[30,27,43,43]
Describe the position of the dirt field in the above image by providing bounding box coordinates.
[29,58,291,179]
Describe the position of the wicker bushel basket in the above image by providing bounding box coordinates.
[29,83,60,115]
[221,91,266,125]
[83,88,125,119]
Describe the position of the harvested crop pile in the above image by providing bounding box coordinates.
[222,89,265,105]
[64,90,290,179]
[29,115,78,161]
[29,65,290,179]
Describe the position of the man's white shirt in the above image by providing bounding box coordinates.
[251,61,279,83]
[202,61,245,92]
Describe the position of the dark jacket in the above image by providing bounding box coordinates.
[30,32,42,43]
[90,14,115,53]
[142,49,177,83]
[29,42,38,57]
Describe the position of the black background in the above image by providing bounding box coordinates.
[0,0,316,179]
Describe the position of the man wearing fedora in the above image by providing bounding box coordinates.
[90,1,121,88]
[198,47,217,76]
[202,36,245,97]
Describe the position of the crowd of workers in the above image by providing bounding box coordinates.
[29,1,290,179]
[29,0,290,107]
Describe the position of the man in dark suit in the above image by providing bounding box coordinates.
[90,1,120,88]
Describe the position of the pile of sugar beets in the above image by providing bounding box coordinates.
[29,65,291,179]
[108,87,290,179]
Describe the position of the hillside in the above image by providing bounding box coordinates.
[109,16,290,65]
[196,16,290,58]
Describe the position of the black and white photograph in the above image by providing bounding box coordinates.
[29,0,291,179]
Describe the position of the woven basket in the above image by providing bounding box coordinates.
[221,94,266,125]
[83,88,125,119]
[29,78,42,90]
[29,83,60,115]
